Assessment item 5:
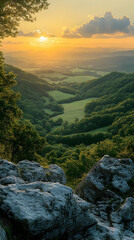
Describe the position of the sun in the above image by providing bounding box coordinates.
[39,36,48,42]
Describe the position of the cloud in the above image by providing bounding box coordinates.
[63,12,134,38]
[18,30,56,38]
[62,27,81,38]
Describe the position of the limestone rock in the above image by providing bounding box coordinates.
[0,226,7,240]
[0,176,25,185]
[0,159,66,185]
[0,182,96,239]
[17,160,48,183]
[112,175,130,193]
[0,156,133,240]
[44,164,66,184]
[76,156,134,203]
[17,160,66,184]
[111,197,134,234]
[86,223,123,240]
[0,158,19,179]
[75,156,134,240]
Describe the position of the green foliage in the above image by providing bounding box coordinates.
[46,132,112,147]
[0,59,46,162]
[78,72,133,99]
[93,139,118,158]
[0,60,22,147]
[0,0,133,190]
[53,113,114,136]
[10,122,46,162]
[0,0,49,39]
[0,0,50,162]
[5,65,63,134]
[109,111,134,136]
[46,150,57,164]
[52,72,134,142]
[45,135,134,188]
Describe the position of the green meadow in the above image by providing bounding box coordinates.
[48,90,74,102]
[40,73,67,79]
[63,76,96,83]
[44,109,55,115]
[89,126,109,134]
[52,98,98,123]
[71,68,87,73]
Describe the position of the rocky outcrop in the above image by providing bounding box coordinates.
[0,156,133,240]
[0,182,95,239]
[76,155,134,240]
[17,160,66,184]
[44,164,66,184]
[0,158,66,186]
[0,158,95,239]
[0,158,20,179]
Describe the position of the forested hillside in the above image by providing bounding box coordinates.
[49,72,134,143]
[71,72,134,99]
[5,65,64,135]
[1,63,134,187]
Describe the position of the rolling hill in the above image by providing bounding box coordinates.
[4,65,64,135]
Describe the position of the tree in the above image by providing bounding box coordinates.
[0,0,49,161]
[10,122,46,162]
[46,150,57,164]
[0,0,49,39]
[0,58,22,142]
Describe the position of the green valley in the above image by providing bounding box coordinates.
[52,98,98,123]
[1,63,134,186]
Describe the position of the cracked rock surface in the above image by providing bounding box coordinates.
[76,156,134,240]
[0,156,134,240]
[0,158,95,239]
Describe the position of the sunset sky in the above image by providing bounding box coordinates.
[2,0,134,54]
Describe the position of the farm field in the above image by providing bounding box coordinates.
[48,90,74,102]
[44,109,54,115]
[89,126,109,134]
[96,71,110,76]
[63,76,96,83]
[31,67,110,85]
[52,98,98,123]
[71,68,87,73]
[36,72,67,79]
[41,75,96,84]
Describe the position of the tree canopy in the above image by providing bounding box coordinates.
[0,0,49,39]
[0,0,49,161]
[0,61,22,142]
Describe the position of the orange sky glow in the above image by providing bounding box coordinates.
[2,0,134,66]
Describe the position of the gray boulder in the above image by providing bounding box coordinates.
[0,226,7,240]
[75,156,134,240]
[0,156,133,240]
[17,160,66,184]
[17,160,48,183]
[0,158,19,179]
[85,223,123,240]
[0,182,96,239]
[76,156,134,203]
[111,197,134,236]
[0,159,66,186]
[44,164,66,184]
[0,176,25,185]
